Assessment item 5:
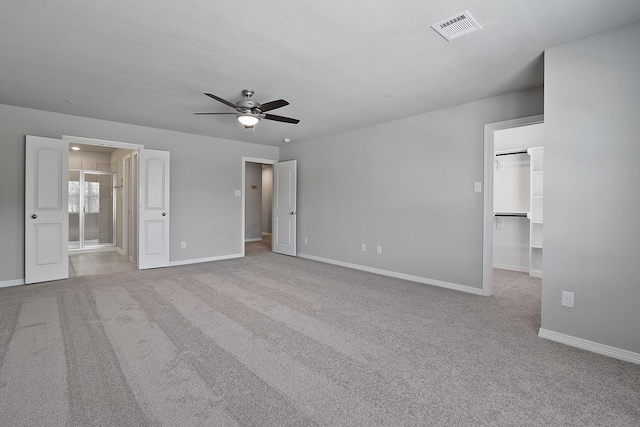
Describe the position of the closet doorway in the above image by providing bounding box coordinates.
[483,115,544,295]
[483,115,544,332]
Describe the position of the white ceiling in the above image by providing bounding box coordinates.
[2,1,640,147]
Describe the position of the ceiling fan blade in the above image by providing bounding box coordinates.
[264,113,300,124]
[204,93,238,109]
[258,99,289,112]
[194,112,236,115]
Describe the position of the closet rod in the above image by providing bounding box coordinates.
[494,212,528,217]
[495,149,528,157]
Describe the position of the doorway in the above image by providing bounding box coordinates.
[66,142,137,276]
[243,159,276,255]
[483,115,544,332]
[482,115,544,295]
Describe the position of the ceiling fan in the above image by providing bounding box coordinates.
[194,89,300,128]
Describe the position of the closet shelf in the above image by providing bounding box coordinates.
[494,212,528,217]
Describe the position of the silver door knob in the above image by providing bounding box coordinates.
[31,214,37,219]
[289,211,294,215]
[162,212,166,216]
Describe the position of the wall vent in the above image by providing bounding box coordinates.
[432,11,482,41]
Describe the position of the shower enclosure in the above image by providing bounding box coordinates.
[68,170,116,250]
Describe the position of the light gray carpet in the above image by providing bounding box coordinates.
[1,241,639,426]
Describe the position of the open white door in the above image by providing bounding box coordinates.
[138,149,170,269]
[272,160,297,256]
[25,136,69,284]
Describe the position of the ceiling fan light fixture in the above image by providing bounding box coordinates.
[237,112,260,127]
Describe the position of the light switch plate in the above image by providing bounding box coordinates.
[235,190,241,196]
[474,182,482,192]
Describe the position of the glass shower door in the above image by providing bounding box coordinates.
[68,170,116,250]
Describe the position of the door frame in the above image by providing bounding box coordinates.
[482,114,544,296]
[241,157,277,257]
[122,153,131,257]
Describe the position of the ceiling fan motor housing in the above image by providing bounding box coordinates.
[237,99,260,111]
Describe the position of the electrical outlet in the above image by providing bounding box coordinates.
[561,291,574,308]
[376,246,382,255]
[361,244,366,252]
[181,241,186,249]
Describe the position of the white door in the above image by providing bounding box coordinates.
[272,160,297,256]
[25,136,69,284]
[138,149,170,269]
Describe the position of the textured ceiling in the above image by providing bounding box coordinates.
[2,1,640,146]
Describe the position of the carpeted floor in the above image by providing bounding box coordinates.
[1,241,638,426]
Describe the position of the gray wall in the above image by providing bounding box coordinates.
[281,87,543,289]
[0,104,278,282]
[244,162,263,240]
[542,22,640,352]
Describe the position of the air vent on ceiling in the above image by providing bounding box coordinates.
[432,11,482,41]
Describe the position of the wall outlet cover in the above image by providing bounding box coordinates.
[562,291,575,308]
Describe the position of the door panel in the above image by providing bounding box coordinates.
[36,224,63,264]
[273,160,297,256]
[138,149,170,269]
[25,136,69,284]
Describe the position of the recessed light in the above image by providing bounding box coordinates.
[385,93,393,97]
[71,146,80,151]
[283,138,291,143]
[66,99,76,104]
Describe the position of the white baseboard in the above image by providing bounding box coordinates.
[297,253,483,296]
[245,238,262,242]
[538,328,640,365]
[493,264,529,273]
[0,278,26,288]
[168,253,243,267]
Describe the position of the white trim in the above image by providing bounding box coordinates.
[122,153,131,258]
[0,279,26,288]
[69,246,117,254]
[245,238,262,242]
[298,253,484,296]
[62,135,144,150]
[241,156,278,257]
[493,264,530,273]
[168,253,243,267]
[483,114,544,297]
[539,328,640,365]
